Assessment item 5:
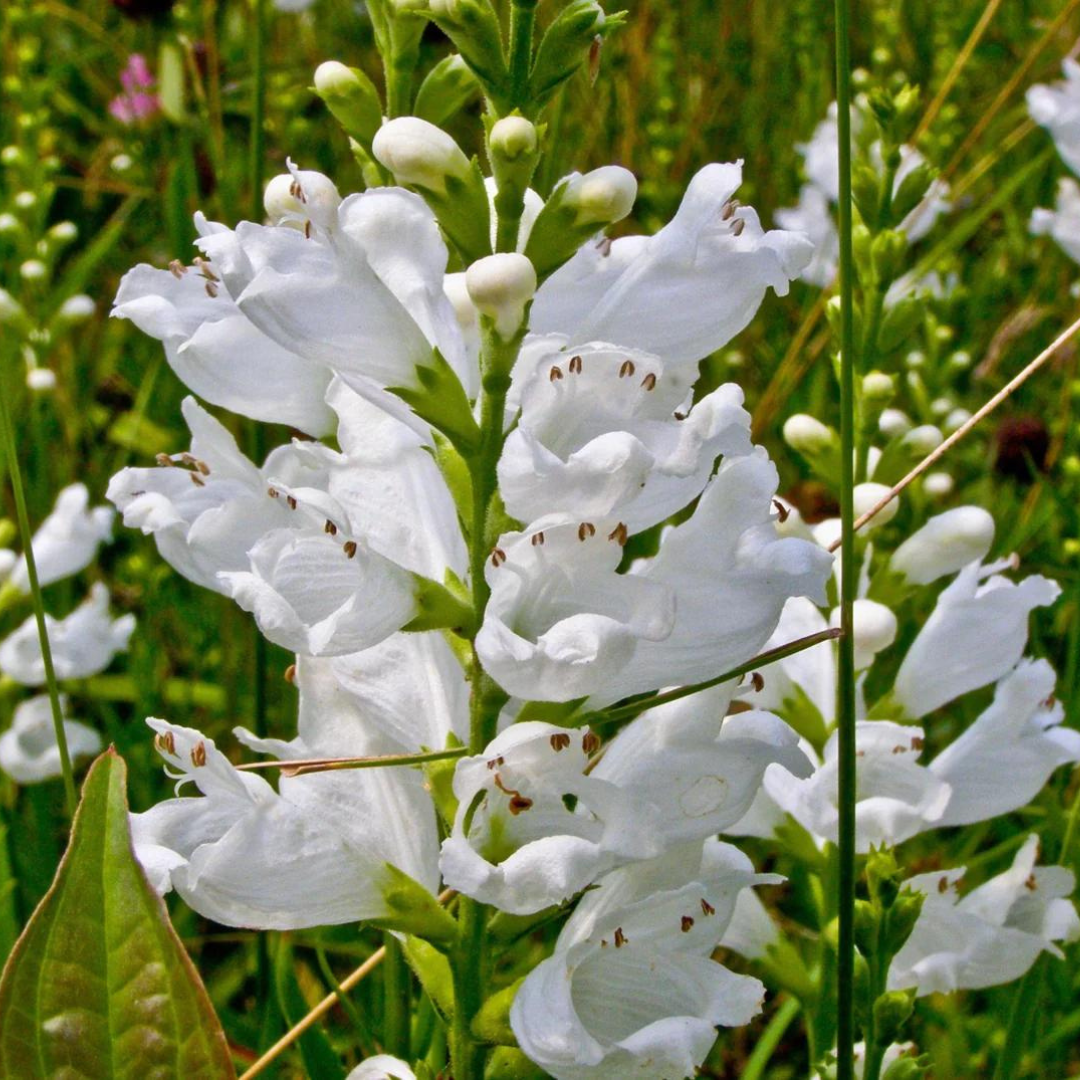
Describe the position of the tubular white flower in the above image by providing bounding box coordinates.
[510,840,776,1080]
[889,835,1080,996]
[112,215,335,435]
[763,722,951,852]
[0,695,102,784]
[263,161,343,235]
[718,887,781,962]
[775,183,839,287]
[372,117,471,194]
[0,583,135,685]
[530,162,812,364]
[1027,59,1080,178]
[890,506,995,585]
[131,719,440,930]
[929,659,1080,827]
[893,560,1061,718]
[439,722,660,914]
[852,482,897,528]
[498,342,752,531]
[783,413,833,454]
[1030,176,1080,264]
[465,252,537,339]
[9,483,113,592]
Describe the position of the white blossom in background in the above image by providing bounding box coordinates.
[9,483,113,592]
[510,841,777,1080]
[131,718,440,929]
[889,835,1080,995]
[346,1058,416,1080]
[1028,59,1080,178]
[1030,176,1080,265]
[0,583,135,685]
[889,506,995,585]
[0,695,102,784]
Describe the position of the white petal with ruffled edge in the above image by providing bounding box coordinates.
[0,695,102,784]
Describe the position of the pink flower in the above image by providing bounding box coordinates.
[109,54,160,125]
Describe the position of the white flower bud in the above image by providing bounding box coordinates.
[465,253,536,339]
[862,370,894,402]
[0,213,18,234]
[879,407,912,438]
[111,153,133,172]
[49,221,77,242]
[26,367,55,391]
[14,191,36,210]
[562,165,637,226]
[853,482,897,528]
[901,424,943,455]
[831,598,897,669]
[372,117,471,195]
[0,287,24,323]
[58,294,95,322]
[313,60,359,95]
[783,413,833,454]
[19,259,45,281]
[489,116,538,162]
[890,506,995,585]
[923,471,953,497]
[944,408,970,433]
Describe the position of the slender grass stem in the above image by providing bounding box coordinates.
[249,0,267,223]
[834,0,857,1076]
[740,996,802,1080]
[0,367,75,815]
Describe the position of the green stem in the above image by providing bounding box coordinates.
[249,0,267,221]
[0,363,75,814]
[834,0,858,1078]
[508,0,537,111]
[741,996,802,1080]
[383,933,411,1061]
[451,897,487,1080]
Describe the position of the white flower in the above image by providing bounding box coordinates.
[0,695,102,784]
[889,835,1080,995]
[263,161,342,235]
[131,718,440,930]
[346,1057,416,1080]
[510,840,775,1080]
[719,887,781,962]
[763,721,951,852]
[439,721,659,915]
[591,685,814,846]
[498,340,752,531]
[0,583,135,685]
[893,560,1061,718]
[113,214,335,436]
[1030,176,1080,265]
[889,506,995,585]
[928,659,1080,827]
[478,450,832,704]
[1028,59,1080,178]
[775,184,839,286]
[10,483,114,592]
[530,162,812,364]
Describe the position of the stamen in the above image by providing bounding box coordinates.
[168,259,187,278]
[486,755,506,770]
[286,495,298,510]
[731,218,745,237]
[721,199,740,221]
[578,522,596,541]
[155,453,173,468]
[749,671,765,693]
[549,365,564,382]
[268,486,279,498]
[190,741,207,767]
[531,531,545,547]
[493,773,533,815]
[196,459,210,476]
[674,411,687,421]
[700,898,716,916]
[595,237,612,257]
[641,372,657,391]
[772,499,790,523]
[618,359,635,378]
[681,915,694,933]
[1025,874,1038,891]
[193,256,219,282]
[204,281,218,298]
[608,522,628,546]
[343,540,358,559]
[189,472,205,487]
[582,732,601,755]
[550,732,571,752]
[304,220,312,240]
[491,547,507,567]
[325,520,338,536]
[284,663,296,684]
[569,355,583,374]
[937,876,949,894]
[910,736,924,751]
[613,927,628,948]
[154,731,176,756]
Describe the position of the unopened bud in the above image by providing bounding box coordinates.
[873,989,917,1048]
[863,370,895,404]
[0,287,25,324]
[57,294,95,323]
[563,165,636,226]
[853,483,897,527]
[20,259,46,281]
[880,408,912,438]
[465,253,536,339]
[26,367,55,391]
[923,471,953,497]
[372,117,471,195]
[890,506,994,585]
[944,407,970,433]
[901,424,942,455]
[313,61,383,149]
[783,413,833,454]
[831,598,897,670]
[489,116,538,162]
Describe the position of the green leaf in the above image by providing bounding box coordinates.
[415,55,481,127]
[0,750,236,1079]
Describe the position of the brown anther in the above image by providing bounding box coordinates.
[268,486,279,499]
[304,220,312,240]
[595,237,612,257]
[196,459,211,476]
[286,495,298,510]
[204,281,218,298]
[1042,695,1057,709]
[531,531,545,547]
[550,732,572,752]
[344,540,358,559]
[731,218,745,237]
[181,452,199,468]
[154,731,176,756]
[681,915,695,933]
[325,520,338,536]
[549,365,564,382]
[569,355,583,374]
[772,499,790,523]
[674,411,687,421]
[193,256,220,282]
[156,453,173,468]
[491,547,507,567]
[578,522,596,541]
[168,259,187,279]
[613,927,628,948]
[190,741,208,767]
[910,736,924,751]
[289,180,302,199]
[189,472,206,487]
[582,732,601,755]
[486,755,506,770]
[284,663,297,684]
[749,671,765,693]
[607,522,628,546]
[641,372,657,391]
[494,774,533,815]
[1025,874,1038,891]
[937,876,949,894]
[891,745,905,755]
[700,898,716,916]
[600,938,609,947]
[720,199,739,221]
[618,359,636,378]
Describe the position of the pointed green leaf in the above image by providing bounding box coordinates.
[0,750,236,1079]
